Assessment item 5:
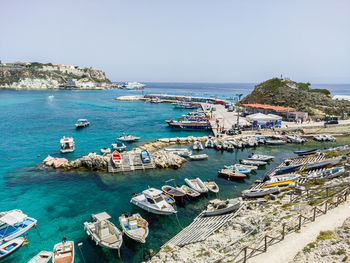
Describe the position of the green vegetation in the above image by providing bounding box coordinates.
[64,73,82,80]
[317,230,335,241]
[309,89,331,96]
[343,256,348,262]
[302,179,326,188]
[257,78,282,93]
[331,249,345,255]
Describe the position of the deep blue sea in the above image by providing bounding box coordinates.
[0,82,349,263]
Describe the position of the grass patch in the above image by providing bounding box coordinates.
[331,249,345,255]
[343,256,348,262]
[317,230,335,241]
[302,179,326,188]
[281,202,297,209]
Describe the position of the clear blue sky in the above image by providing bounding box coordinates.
[1,0,349,83]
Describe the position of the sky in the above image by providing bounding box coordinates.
[0,0,349,83]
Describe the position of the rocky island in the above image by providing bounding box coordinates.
[0,61,111,90]
[241,78,350,117]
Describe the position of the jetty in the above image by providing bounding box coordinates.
[108,151,155,173]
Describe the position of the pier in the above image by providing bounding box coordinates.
[108,151,155,173]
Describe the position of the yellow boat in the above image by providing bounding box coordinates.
[262,180,295,188]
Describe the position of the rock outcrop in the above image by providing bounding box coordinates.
[241,78,350,116]
[152,151,186,169]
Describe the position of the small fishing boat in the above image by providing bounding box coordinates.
[140,150,151,163]
[176,185,200,199]
[305,160,335,171]
[28,251,53,263]
[204,180,219,193]
[0,209,37,243]
[185,178,208,193]
[309,167,345,179]
[224,165,251,174]
[189,154,208,160]
[84,212,123,251]
[111,151,122,167]
[100,148,111,154]
[227,144,235,152]
[235,164,258,170]
[0,236,26,259]
[111,141,127,151]
[325,135,336,142]
[130,188,177,215]
[75,119,90,128]
[205,138,214,148]
[163,148,192,157]
[275,164,302,175]
[193,141,204,151]
[53,238,74,263]
[218,169,246,180]
[294,148,318,156]
[265,173,300,184]
[262,180,296,188]
[240,159,267,166]
[242,186,280,198]
[118,135,140,142]
[119,213,149,243]
[161,185,186,200]
[60,136,75,153]
[203,199,240,216]
[266,139,287,145]
[248,154,274,162]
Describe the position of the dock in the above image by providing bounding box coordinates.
[163,204,245,247]
[108,151,155,173]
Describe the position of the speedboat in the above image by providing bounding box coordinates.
[28,251,53,263]
[248,154,274,162]
[203,199,240,216]
[84,212,123,250]
[204,180,219,193]
[111,141,127,151]
[130,188,177,215]
[176,185,200,199]
[185,178,208,193]
[242,186,280,198]
[75,119,90,128]
[60,136,75,153]
[140,150,151,163]
[100,148,111,155]
[53,238,74,263]
[218,169,246,180]
[189,154,208,161]
[123,82,146,90]
[111,151,122,167]
[193,141,204,151]
[161,185,186,200]
[118,135,140,142]
[224,165,251,174]
[163,148,192,157]
[240,159,267,166]
[0,236,26,259]
[119,213,149,243]
[0,209,37,243]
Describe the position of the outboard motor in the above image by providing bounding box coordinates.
[262,175,271,182]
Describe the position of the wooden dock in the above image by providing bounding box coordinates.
[108,151,155,173]
[163,204,245,247]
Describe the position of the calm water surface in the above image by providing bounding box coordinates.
[0,83,349,262]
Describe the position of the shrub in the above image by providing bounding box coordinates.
[317,230,335,241]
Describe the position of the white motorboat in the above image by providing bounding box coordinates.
[185,178,208,193]
[203,199,240,216]
[287,135,306,143]
[28,251,53,263]
[111,141,127,151]
[130,188,177,215]
[248,154,274,162]
[325,135,336,142]
[52,238,74,263]
[118,135,140,142]
[242,186,280,198]
[193,141,204,151]
[240,159,267,166]
[266,139,287,145]
[234,164,258,170]
[119,213,149,243]
[204,180,219,193]
[84,212,123,251]
[189,154,208,160]
[75,119,90,128]
[309,167,345,179]
[0,209,37,243]
[265,173,301,184]
[60,136,75,153]
[205,138,214,148]
[0,236,26,259]
[123,82,146,90]
[164,148,192,157]
[100,148,111,154]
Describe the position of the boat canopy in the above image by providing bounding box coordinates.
[0,210,27,226]
[94,212,111,221]
[143,188,163,197]
[77,119,88,122]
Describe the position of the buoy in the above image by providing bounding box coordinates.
[37,154,41,157]
[8,157,10,160]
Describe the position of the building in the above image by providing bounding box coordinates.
[59,79,77,89]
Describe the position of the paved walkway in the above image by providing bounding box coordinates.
[249,201,350,263]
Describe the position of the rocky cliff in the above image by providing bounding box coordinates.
[241,78,350,116]
[0,63,111,89]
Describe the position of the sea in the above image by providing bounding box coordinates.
[0,82,349,263]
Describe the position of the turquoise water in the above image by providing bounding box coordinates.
[0,83,349,263]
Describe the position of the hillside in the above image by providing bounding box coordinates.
[0,62,111,90]
[241,78,350,116]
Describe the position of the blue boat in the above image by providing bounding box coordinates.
[294,149,318,156]
[275,164,302,175]
[0,210,37,243]
[140,150,151,163]
[0,236,26,259]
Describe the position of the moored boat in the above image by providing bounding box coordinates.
[53,238,74,263]
[28,251,53,263]
[185,178,208,193]
[164,148,192,157]
[248,154,274,162]
[60,136,75,153]
[242,186,280,198]
[203,199,240,216]
[75,119,90,128]
[204,180,219,193]
[262,180,296,188]
[240,159,267,166]
[176,185,200,199]
[218,169,246,180]
[294,148,318,156]
[100,148,111,154]
[266,139,287,145]
[193,140,204,151]
[205,138,214,148]
[161,185,186,200]
[275,164,302,175]
[119,213,149,243]
[189,154,208,160]
[111,151,122,167]
[0,237,26,259]
[309,167,345,179]
[118,135,140,142]
[140,150,151,163]
[111,141,126,151]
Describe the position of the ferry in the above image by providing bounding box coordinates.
[122,82,145,90]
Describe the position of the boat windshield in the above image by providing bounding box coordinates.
[154,196,164,203]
